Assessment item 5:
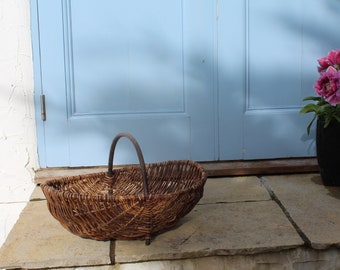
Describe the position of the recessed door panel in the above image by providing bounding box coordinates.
[33,0,216,167]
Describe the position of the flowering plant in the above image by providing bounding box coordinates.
[300,49,340,134]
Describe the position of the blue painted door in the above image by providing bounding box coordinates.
[32,0,217,167]
[31,0,340,167]
[218,0,340,160]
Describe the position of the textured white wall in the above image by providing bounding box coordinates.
[0,0,38,247]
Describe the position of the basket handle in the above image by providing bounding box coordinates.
[107,133,149,196]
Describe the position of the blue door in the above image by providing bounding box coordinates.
[217,0,340,160]
[31,0,340,167]
[32,0,217,167]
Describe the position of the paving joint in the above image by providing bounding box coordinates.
[198,199,271,206]
[258,176,312,248]
[110,241,116,265]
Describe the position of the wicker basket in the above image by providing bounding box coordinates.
[41,133,207,245]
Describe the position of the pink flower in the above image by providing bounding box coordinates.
[317,49,340,72]
[314,66,340,105]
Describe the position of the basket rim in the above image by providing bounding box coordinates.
[40,160,207,201]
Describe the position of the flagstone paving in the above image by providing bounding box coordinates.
[0,201,111,269]
[0,174,339,269]
[263,174,340,249]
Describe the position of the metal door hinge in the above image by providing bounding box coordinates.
[40,94,46,121]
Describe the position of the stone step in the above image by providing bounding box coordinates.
[1,174,340,270]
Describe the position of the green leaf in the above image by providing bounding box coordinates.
[333,114,340,123]
[324,116,332,128]
[300,104,319,114]
[306,114,317,135]
[300,96,340,134]
[302,96,322,102]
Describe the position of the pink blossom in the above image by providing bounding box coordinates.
[314,66,340,105]
[328,50,340,67]
[317,57,332,72]
[317,49,340,72]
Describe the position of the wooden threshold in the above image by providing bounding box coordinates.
[34,158,319,184]
[201,157,318,177]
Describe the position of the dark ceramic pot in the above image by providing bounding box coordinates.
[316,118,340,186]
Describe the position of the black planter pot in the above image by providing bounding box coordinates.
[316,118,340,186]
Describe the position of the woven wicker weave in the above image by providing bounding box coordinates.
[41,133,206,245]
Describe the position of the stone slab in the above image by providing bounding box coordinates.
[114,201,304,263]
[111,248,340,270]
[263,174,340,249]
[0,203,27,249]
[0,200,111,269]
[199,176,270,204]
[30,185,46,201]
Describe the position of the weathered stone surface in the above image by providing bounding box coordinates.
[115,201,303,263]
[0,203,27,248]
[32,248,340,270]
[0,201,111,269]
[3,174,340,269]
[199,176,270,204]
[30,185,46,201]
[263,174,340,249]
[111,248,340,270]
[59,267,114,270]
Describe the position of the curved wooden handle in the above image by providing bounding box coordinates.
[107,133,149,196]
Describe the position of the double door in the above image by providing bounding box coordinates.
[31,0,338,167]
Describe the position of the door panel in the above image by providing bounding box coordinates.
[218,0,340,160]
[33,0,216,167]
[70,1,184,115]
[247,1,302,110]
[244,0,306,159]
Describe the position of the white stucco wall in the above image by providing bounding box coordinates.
[0,0,38,247]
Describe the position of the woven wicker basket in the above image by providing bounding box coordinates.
[41,133,206,245]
